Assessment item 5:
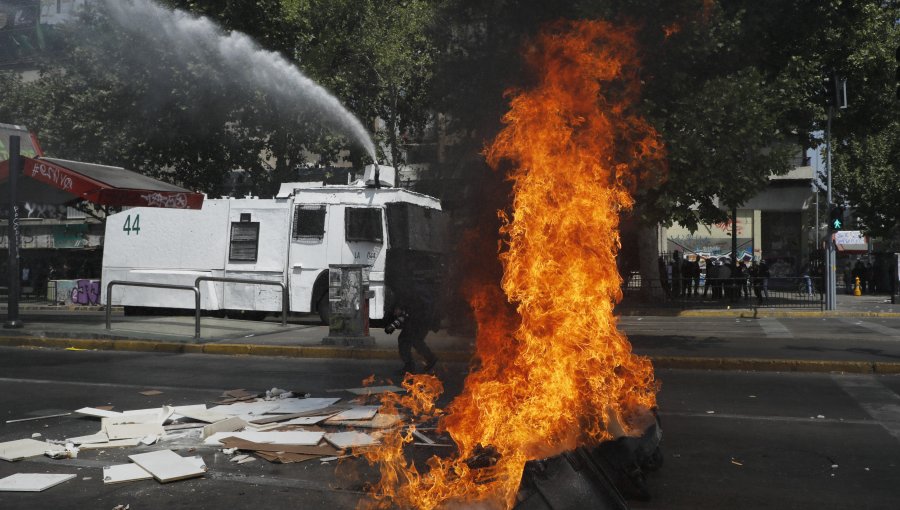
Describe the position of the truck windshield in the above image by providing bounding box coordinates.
[345,207,383,243]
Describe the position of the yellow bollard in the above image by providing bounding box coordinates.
[854,276,862,296]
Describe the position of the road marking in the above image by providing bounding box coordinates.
[660,411,874,426]
[0,376,230,394]
[757,318,793,338]
[832,374,900,443]
[839,319,900,338]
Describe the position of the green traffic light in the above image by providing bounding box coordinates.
[833,219,842,229]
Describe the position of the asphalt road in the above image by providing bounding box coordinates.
[1,347,899,509]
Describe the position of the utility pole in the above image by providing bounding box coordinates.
[825,105,836,310]
[4,135,22,328]
[824,73,846,311]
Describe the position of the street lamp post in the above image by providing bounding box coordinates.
[4,135,23,328]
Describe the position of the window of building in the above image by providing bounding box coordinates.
[345,207,383,243]
[293,205,326,240]
[229,221,260,261]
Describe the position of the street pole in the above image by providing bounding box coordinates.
[4,135,22,328]
[825,106,836,310]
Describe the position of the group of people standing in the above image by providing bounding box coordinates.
[659,251,771,303]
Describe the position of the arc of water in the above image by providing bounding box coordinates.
[102,0,377,163]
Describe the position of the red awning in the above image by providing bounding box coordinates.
[0,157,204,209]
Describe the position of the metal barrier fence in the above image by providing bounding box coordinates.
[194,276,288,328]
[620,274,824,309]
[106,281,201,338]
[106,277,290,340]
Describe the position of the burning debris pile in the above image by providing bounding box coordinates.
[361,20,667,510]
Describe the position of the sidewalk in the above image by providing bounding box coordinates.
[0,293,898,373]
[618,293,900,318]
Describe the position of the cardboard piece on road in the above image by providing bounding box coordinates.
[66,431,109,445]
[343,385,405,396]
[326,413,402,430]
[0,473,77,491]
[270,398,341,414]
[177,408,229,424]
[201,416,246,439]
[128,450,206,483]
[205,430,324,447]
[324,431,379,449]
[219,437,339,456]
[105,423,165,441]
[0,439,49,462]
[325,406,380,422]
[103,463,153,484]
[139,390,163,396]
[75,407,122,419]
[223,389,257,399]
[78,438,141,450]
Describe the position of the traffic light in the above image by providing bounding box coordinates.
[828,205,845,231]
[824,72,848,108]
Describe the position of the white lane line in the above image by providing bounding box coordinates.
[838,319,900,338]
[757,318,794,338]
[660,411,874,426]
[0,376,228,393]
[832,374,900,442]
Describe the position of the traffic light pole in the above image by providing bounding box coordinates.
[825,105,837,311]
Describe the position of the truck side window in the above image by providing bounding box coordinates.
[345,207,383,243]
[293,205,326,240]
[229,221,260,262]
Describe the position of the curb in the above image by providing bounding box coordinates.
[0,336,473,363]
[3,336,899,374]
[619,309,900,319]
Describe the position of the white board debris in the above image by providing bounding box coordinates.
[78,438,142,450]
[176,408,229,424]
[270,398,341,414]
[324,431,379,449]
[65,432,109,445]
[105,423,165,441]
[208,401,279,417]
[327,406,380,422]
[75,407,122,419]
[0,439,49,462]
[201,416,246,439]
[128,450,206,483]
[0,473,76,492]
[103,464,153,484]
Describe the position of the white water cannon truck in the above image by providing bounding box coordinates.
[100,165,447,323]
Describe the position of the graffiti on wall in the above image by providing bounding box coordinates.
[53,279,100,305]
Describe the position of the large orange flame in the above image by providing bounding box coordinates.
[362,19,665,509]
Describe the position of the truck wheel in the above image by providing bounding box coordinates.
[317,293,330,324]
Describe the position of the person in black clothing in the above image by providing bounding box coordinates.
[384,286,438,375]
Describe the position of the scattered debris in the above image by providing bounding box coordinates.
[412,430,435,445]
[31,433,41,439]
[343,385,405,396]
[104,464,153,485]
[0,473,76,492]
[5,412,73,424]
[139,390,163,396]
[201,417,246,439]
[817,415,826,419]
[265,388,295,400]
[0,438,50,462]
[112,505,130,510]
[731,459,743,466]
[706,411,715,414]
[75,407,122,419]
[205,430,325,447]
[324,431,379,449]
[326,406,380,422]
[128,450,206,483]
